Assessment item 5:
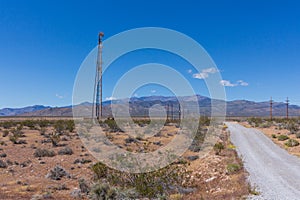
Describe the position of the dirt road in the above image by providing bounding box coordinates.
[226,122,300,200]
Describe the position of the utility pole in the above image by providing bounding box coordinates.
[171,104,174,121]
[178,104,181,120]
[166,104,169,121]
[270,97,273,120]
[286,97,289,119]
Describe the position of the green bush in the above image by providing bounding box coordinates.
[90,161,191,198]
[50,133,60,147]
[285,139,299,147]
[199,116,210,126]
[91,162,108,180]
[277,135,289,141]
[104,118,122,132]
[227,163,241,174]
[271,134,277,138]
[2,130,9,137]
[213,142,225,155]
[89,182,117,200]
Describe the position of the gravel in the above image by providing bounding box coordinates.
[226,122,300,200]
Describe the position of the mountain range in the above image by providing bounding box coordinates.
[0,95,299,117]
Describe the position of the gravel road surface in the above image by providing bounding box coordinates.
[225,122,300,200]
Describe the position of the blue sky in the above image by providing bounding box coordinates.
[1,0,300,108]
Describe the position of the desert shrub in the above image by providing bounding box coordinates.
[286,122,299,134]
[296,132,300,138]
[104,118,122,132]
[90,161,192,198]
[259,122,272,128]
[37,120,51,128]
[40,127,46,135]
[277,135,289,141]
[66,120,75,132]
[78,178,90,195]
[227,143,236,149]
[199,116,210,126]
[0,121,17,129]
[91,162,108,180]
[248,184,260,196]
[0,160,7,168]
[213,142,225,155]
[50,133,60,147]
[2,130,9,137]
[271,134,277,138]
[11,127,25,137]
[0,153,7,158]
[189,128,207,152]
[9,135,18,144]
[74,158,92,164]
[247,117,263,127]
[227,163,241,174]
[55,183,69,191]
[21,120,35,129]
[133,119,151,127]
[285,139,299,147]
[58,146,73,155]
[54,120,64,133]
[46,165,71,180]
[34,148,56,157]
[125,137,137,144]
[187,155,199,161]
[89,182,117,200]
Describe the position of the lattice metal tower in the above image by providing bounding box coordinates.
[93,32,104,120]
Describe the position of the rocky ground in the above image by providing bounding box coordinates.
[0,118,250,199]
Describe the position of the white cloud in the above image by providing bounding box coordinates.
[192,67,219,79]
[187,69,192,74]
[202,67,219,74]
[237,80,249,86]
[55,94,63,99]
[220,80,236,87]
[220,80,249,87]
[193,72,209,79]
[105,96,117,101]
[151,90,156,93]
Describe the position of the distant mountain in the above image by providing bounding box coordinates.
[1,95,300,117]
[0,105,50,116]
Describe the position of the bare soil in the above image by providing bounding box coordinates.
[0,118,249,199]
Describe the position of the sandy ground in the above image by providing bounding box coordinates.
[0,119,250,199]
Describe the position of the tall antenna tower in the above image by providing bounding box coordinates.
[93,32,104,120]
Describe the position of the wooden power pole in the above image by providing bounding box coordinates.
[270,97,273,120]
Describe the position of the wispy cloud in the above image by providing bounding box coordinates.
[237,80,249,86]
[187,69,192,74]
[105,96,117,101]
[55,94,63,99]
[151,90,156,93]
[192,67,219,79]
[220,80,249,87]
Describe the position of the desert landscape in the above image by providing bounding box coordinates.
[1,1,300,199]
[0,117,253,199]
